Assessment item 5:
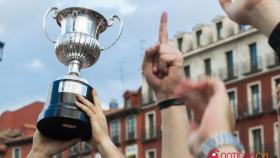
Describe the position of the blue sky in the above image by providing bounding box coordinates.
[0,0,225,113]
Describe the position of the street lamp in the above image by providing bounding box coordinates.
[0,41,4,62]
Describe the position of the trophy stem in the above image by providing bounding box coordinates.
[68,60,81,76]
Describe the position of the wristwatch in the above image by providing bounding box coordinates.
[197,132,244,158]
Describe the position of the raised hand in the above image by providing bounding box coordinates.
[176,78,235,155]
[27,131,79,158]
[75,90,125,158]
[142,12,185,102]
[75,90,109,146]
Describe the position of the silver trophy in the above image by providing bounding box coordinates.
[37,7,123,140]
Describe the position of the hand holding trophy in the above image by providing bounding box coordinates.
[37,7,123,141]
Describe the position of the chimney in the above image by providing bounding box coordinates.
[109,99,119,110]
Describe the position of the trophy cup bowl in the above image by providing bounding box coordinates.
[37,7,123,140]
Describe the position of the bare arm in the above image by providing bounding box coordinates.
[161,106,192,158]
[142,12,192,158]
[96,137,125,158]
[75,91,125,158]
[176,78,238,156]
[26,131,79,158]
[219,0,280,37]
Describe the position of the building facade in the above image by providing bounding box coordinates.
[0,15,279,158]
[174,15,279,156]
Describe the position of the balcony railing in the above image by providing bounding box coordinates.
[142,126,161,142]
[191,54,280,83]
[241,57,263,75]
[236,96,276,119]
[218,65,238,81]
[126,131,136,141]
[266,52,279,68]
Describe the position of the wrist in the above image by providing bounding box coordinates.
[190,129,232,155]
[156,93,177,103]
[95,136,113,151]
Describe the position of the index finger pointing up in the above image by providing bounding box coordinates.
[159,12,168,44]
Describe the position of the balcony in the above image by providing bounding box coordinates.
[241,58,263,75]
[219,65,238,81]
[237,96,276,120]
[142,126,161,143]
[126,131,137,142]
[112,135,121,145]
[266,52,280,68]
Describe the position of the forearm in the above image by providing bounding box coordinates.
[250,0,280,37]
[161,105,193,158]
[97,137,125,158]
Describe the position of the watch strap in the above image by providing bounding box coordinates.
[158,98,186,110]
[197,132,245,158]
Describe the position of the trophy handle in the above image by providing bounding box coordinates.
[43,7,59,44]
[100,15,124,51]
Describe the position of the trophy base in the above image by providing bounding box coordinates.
[37,76,93,141]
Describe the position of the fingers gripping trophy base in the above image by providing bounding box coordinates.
[37,77,94,141]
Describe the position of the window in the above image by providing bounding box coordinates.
[249,127,264,152]
[125,99,132,108]
[81,142,91,152]
[204,58,211,75]
[111,120,120,143]
[216,22,223,40]
[145,112,156,139]
[274,78,280,87]
[272,76,280,106]
[53,153,63,158]
[177,37,183,51]
[228,90,238,118]
[196,30,202,46]
[127,115,136,140]
[70,143,80,154]
[148,86,154,103]
[13,147,21,158]
[274,123,279,156]
[250,84,261,114]
[249,43,258,71]
[126,145,138,158]
[186,107,192,121]
[239,24,246,31]
[226,51,234,78]
[184,65,191,77]
[145,149,156,158]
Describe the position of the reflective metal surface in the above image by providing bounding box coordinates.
[58,80,88,96]
[57,74,89,84]
[43,7,124,70]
